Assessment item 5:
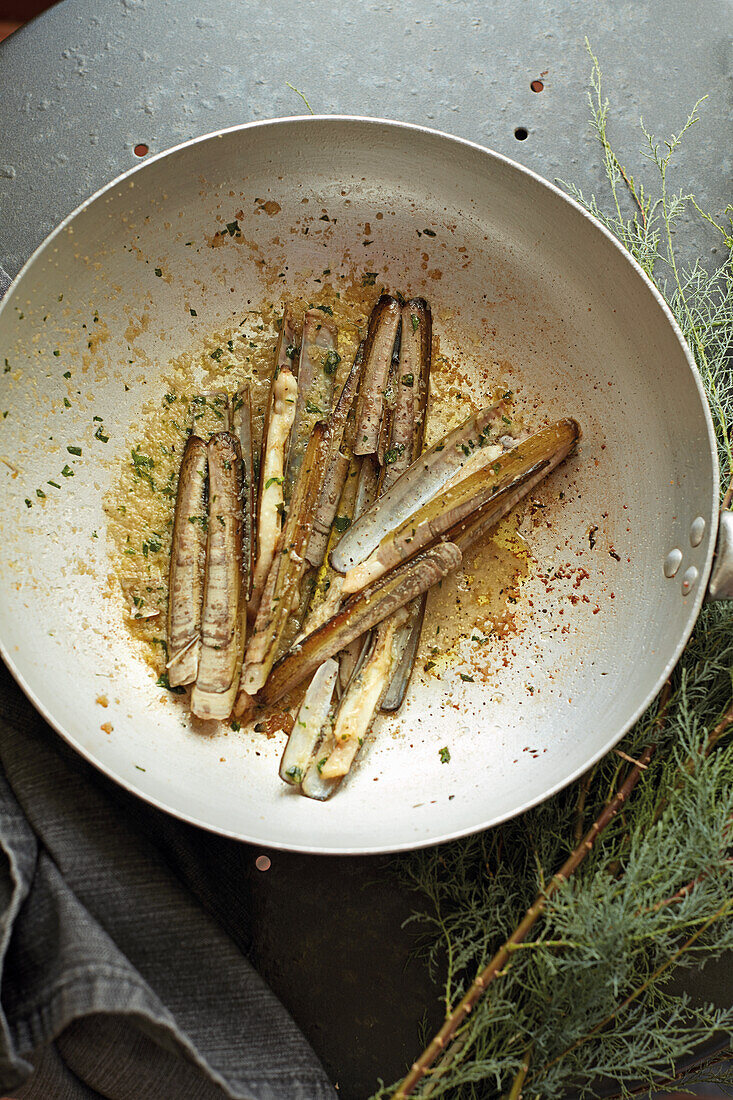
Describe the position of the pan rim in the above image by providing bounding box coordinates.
[0,114,720,855]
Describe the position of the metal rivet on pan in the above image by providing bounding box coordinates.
[681,566,699,596]
[690,516,706,547]
[663,549,683,578]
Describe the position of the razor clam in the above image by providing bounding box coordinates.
[260,541,462,706]
[231,384,255,602]
[306,344,364,567]
[167,434,209,686]
[331,402,516,575]
[381,299,432,490]
[279,657,339,785]
[190,431,246,719]
[341,419,581,596]
[353,294,402,457]
[285,309,338,500]
[250,364,298,615]
[380,297,433,710]
[299,452,377,640]
[313,611,408,788]
[239,421,332,704]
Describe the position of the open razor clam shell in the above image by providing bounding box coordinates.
[285,309,338,501]
[380,298,432,491]
[190,431,247,720]
[380,297,433,709]
[249,364,298,615]
[331,402,516,575]
[260,541,462,706]
[342,418,581,595]
[239,421,332,701]
[166,434,209,687]
[301,612,408,799]
[353,294,402,457]
[231,385,255,603]
[279,657,339,785]
[306,343,364,568]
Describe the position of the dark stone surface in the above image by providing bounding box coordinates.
[0,2,731,1096]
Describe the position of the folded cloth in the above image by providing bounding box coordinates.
[0,264,335,1100]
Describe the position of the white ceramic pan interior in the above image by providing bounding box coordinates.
[0,118,717,853]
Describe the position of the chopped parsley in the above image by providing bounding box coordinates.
[285,765,304,782]
[362,272,378,286]
[265,475,284,490]
[142,536,162,557]
[333,515,351,533]
[411,314,420,332]
[47,480,61,489]
[131,447,155,489]
[156,671,186,694]
[210,347,223,361]
[154,267,162,277]
[285,343,299,359]
[190,308,197,317]
[323,348,341,375]
[225,219,240,236]
[439,746,451,763]
[305,399,324,415]
[36,488,46,499]
[230,719,241,731]
[385,443,405,464]
[94,425,110,442]
[61,465,74,477]
[315,304,334,315]
[423,228,436,237]
[24,498,32,508]
[459,673,475,682]
[63,370,71,379]
[401,373,414,387]
[53,349,60,357]
[67,445,82,456]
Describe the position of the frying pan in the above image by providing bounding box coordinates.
[0,117,729,854]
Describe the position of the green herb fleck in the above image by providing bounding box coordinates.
[439,746,451,763]
[47,480,61,489]
[190,308,197,316]
[53,349,60,357]
[316,304,334,315]
[385,443,406,464]
[61,465,74,477]
[333,515,351,533]
[63,370,71,379]
[226,219,240,236]
[156,671,186,694]
[36,488,46,499]
[323,348,341,375]
[265,476,284,490]
[95,426,110,442]
[411,314,420,332]
[460,673,475,682]
[362,272,378,286]
[305,399,324,415]
[210,347,223,361]
[67,445,82,456]
[154,267,162,277]
[401,373,414,387]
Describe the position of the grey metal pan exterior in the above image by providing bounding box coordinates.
[0,117,722,853]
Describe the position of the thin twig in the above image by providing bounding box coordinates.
[573,768,595,845]
[506,1047,532,1100]
[390,740,658,1098]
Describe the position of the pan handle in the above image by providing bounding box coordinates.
[707,510,733,601]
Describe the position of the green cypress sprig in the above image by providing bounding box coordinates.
[374,47,733,1100]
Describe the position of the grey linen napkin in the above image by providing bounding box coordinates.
[0,266,335,1100]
